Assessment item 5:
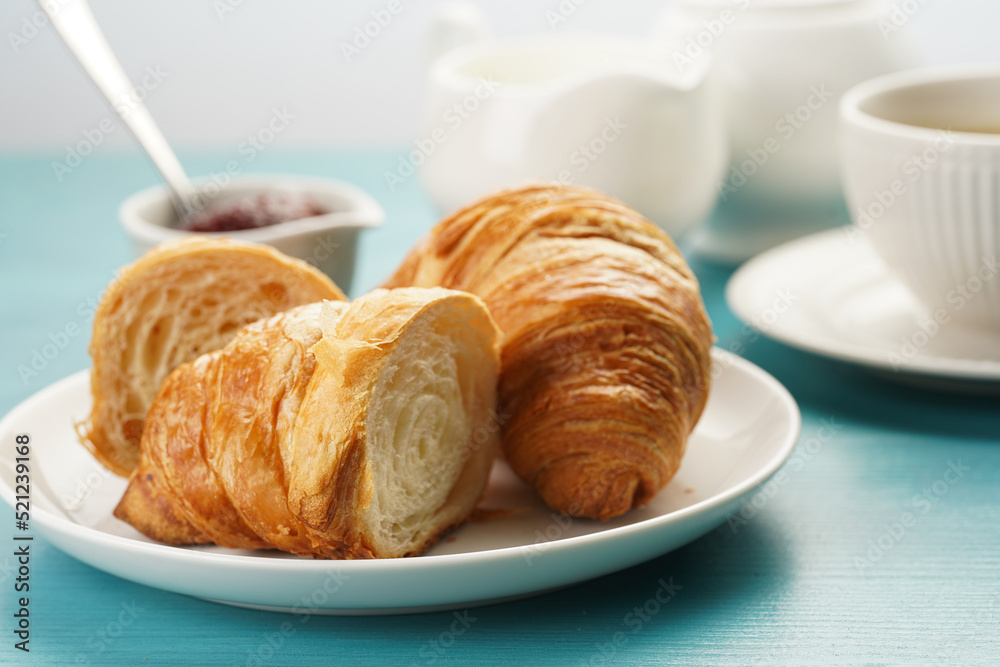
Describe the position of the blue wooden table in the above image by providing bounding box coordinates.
[1,151,998,666]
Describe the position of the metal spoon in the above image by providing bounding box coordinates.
[39,0,198,220]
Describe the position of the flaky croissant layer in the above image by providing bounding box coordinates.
[83,236,345,477]
[386,184,714,520]
[115,288,502,559]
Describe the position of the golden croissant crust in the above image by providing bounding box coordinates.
[115,288,501,559]
[82,236,344,477]
[385,184,713,520]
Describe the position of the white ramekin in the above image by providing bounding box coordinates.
[119,174,384,295]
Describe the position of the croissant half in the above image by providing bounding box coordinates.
[115,288,501,559]
[385,184,714,520]
[83,236,345,477]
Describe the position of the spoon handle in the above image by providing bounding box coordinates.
[40,0,197,219]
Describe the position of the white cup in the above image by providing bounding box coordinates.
[417,32,727,239]
[840,64,1000,331]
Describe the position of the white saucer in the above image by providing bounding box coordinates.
[726,228,1000,389]
[0,351,799,615]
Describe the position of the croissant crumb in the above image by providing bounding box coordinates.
[82,236,345,477]
[114,289,502,559]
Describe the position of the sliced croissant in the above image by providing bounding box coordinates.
[115,288,501,559]
[385,184,713,520]
[83,236,345,477]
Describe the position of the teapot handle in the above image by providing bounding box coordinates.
[427,1,491,65]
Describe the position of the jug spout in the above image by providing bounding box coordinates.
[427,1,490,65]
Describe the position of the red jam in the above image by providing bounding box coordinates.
[182,192,327,232]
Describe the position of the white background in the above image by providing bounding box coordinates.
[1,0,998,151]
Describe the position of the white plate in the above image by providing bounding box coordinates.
[727,228,1000,390]
[0,350,799,615]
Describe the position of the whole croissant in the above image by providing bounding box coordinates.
[115,288,501,559]
[82,237,344,477]
[385,184,713,520]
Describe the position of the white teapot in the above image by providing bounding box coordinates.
[413,7,728,238]
[657,0,921,259]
